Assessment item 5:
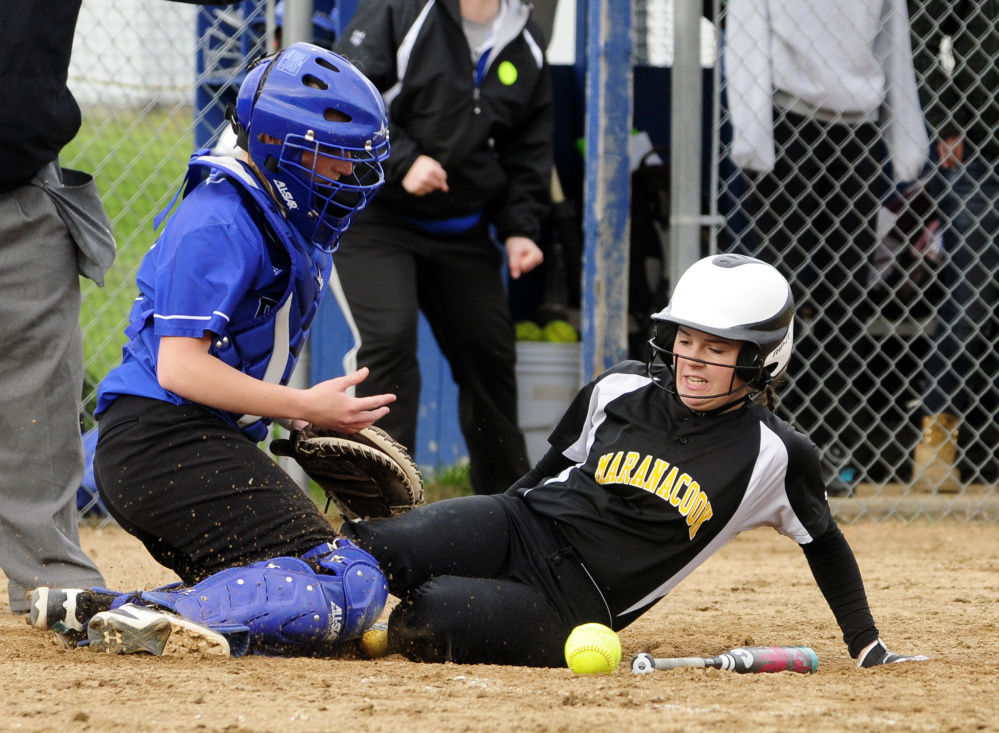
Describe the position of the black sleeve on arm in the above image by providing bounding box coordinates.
[800,521,880,659]
[507,445,575,492]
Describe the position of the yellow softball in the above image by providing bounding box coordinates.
[359,623,389,659]
[564,623,622,675]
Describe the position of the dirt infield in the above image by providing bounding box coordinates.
[2,521,997,733]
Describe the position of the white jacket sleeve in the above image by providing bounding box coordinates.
[724,0,775,173]
[878,0,930,183]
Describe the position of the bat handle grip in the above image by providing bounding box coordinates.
[631,652,709,673]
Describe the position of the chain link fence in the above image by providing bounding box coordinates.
[70,0,996,523]
[714,0,997,520]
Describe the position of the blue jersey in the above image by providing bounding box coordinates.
[97,155,332,442]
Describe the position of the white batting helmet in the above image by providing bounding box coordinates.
[647,254,795,395]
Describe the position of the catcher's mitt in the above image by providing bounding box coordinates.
[270,426,424,521]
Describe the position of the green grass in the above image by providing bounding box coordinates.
[65,105,197,427]
[423,461,475,502]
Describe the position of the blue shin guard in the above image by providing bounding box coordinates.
[139,538,388,654]
[301,539,389,639]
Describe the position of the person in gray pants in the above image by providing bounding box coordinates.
[0,0,243,615]
[0,0,113,614]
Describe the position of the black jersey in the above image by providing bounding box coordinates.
[518,361,833,629]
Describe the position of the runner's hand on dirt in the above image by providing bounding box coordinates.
[857,639,930,668]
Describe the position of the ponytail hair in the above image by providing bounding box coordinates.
[753,374,787,413]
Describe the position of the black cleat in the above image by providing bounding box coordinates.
[28,586,117,628]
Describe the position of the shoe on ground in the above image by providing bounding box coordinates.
[27,587,119,633]
[911,413,962,493]
[87,603,230,657]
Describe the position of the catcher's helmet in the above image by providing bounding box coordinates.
[647,254,794,399]
[228,42,389,252]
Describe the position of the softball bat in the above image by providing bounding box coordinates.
[632,646,818,675]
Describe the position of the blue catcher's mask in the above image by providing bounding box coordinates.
[227,42,390,252]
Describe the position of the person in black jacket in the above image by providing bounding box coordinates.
[0,0,241,615]
[332,0,554,495]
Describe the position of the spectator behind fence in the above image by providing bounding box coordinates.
[908,0,999,492]
[723,0,929,486]
[332,0,554,495]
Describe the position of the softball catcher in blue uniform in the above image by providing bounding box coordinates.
[28,43,398,657]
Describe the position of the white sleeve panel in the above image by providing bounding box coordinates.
[562,373,652,464]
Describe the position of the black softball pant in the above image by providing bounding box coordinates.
[93,396,337,585]
[340,493,610,667]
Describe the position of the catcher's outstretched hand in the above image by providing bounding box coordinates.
[270,425,424,521]
[301,368,395,433]
[857,639,929,668]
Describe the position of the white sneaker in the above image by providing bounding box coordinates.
[87,603,230,657]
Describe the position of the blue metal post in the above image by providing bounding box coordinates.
[581,0,632,379]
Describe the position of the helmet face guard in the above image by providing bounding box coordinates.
[268,131,388,252]
[646,254,794,403]
[230,43,390,252]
